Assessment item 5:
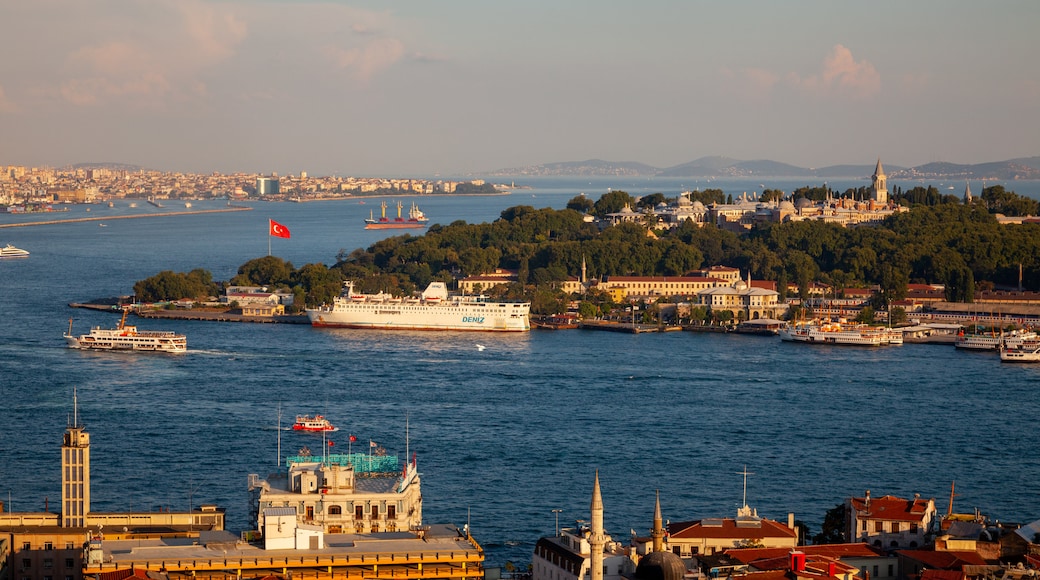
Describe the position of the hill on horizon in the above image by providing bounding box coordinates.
[486,156,1040,180]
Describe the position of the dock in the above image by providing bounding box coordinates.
[579,321,677,334]
[136,309,310,324]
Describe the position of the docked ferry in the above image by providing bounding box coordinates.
[779,321,889,346]
[306,281,531,332]
[64,309,187,353]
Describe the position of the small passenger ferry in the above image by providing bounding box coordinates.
[292,414,338,432]
[64,309,187,353]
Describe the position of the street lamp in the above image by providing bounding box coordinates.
[552,509,563,537]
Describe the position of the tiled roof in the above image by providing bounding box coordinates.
[726,543,884,563]
[850,495,933,522]
[897,550,987,569]
[669,518,797,540]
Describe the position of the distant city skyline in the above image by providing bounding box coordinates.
[0,1,1037,176]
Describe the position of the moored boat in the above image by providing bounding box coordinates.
[306,280,530,332]
[64,309,187,353]
[532,314,580,330]
[956,329,1037,351]
[779,320,887,346]
[1000,343,1040,363]
[0,244,30,259]
[292,414,337,432]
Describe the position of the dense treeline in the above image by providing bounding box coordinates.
[133,186,1040,314]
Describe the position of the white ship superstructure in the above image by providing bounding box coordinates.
[779,321,888,346]
[306,281,531,332]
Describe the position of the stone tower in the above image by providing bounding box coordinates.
[590,471,606,580]
[62,388,90,527]
[872,158,888,204]
[964,181,973,204]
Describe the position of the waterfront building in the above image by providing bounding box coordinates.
[662,507,797,558]
[600,276,726,302]
[256,177,279,196]
[695,276,785,321]
[458,269,519,294]
[248,448,422,536]
[0,392,226,580]
[845,491,937,550]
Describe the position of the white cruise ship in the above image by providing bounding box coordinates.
[306,281,530,332]
[955,329,1037,351]
[64,309,187,353]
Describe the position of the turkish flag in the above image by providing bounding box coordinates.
[269,219,291,238]
[349,435,357,442]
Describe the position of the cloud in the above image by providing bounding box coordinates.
[56,0,246,108]
[326,37,406,82]
[0,85,17,113]
[788,44,881,99]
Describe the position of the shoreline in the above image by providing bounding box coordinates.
[0,206,252,229]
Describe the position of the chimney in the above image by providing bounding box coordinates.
[828,562,837,577]
[790,551,806,572]
[788,512,796,530]
[865,490,871,508]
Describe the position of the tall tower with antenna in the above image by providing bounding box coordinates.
[62,387,91,527]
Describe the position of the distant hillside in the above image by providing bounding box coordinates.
[486,157,1039,180]
[491,159,657,177]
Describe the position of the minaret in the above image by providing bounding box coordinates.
[581,254,588,287]
[871,158,888,204]
[964,181,973,204]
[651,490,664,553]
[590,471,606,580]
[62,387,91,527]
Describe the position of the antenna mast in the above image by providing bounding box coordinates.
[737,465,754,508]
[277,402,282,468]
[73,386,79,428]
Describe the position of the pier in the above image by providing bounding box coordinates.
[578,320,680,333]
[0,206,252,228]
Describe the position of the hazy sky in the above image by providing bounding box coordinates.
[1,1,1038,176]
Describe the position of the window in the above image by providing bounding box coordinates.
[65,559,75,568]
[65,542,74,550]
[22,559,32,569]
[873,566,879,577]
[44,559,53,568]
[355,505,364,519]
[22,542,31,551]
[888,565,894,576]
[387,505,396,519]
[44,542,53,551]
[328,505,342,515]
[891,522,900,533]
[875,521,884,532]
[910,523,918,533]
[371,505,379,518]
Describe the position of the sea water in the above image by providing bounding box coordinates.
[1,177,1039,568]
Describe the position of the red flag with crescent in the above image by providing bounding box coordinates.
[269,219,290,238]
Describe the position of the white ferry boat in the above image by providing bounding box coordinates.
[306,281,531,332]
[779,321,887,346]
[1000,343,1040,363]
[64,309,187,353]
[955,329,1037,351]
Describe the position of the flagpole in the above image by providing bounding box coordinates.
[268,219,271,256]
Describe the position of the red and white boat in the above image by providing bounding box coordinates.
[293,414,337,432]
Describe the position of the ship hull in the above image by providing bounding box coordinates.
[364,222,427,229]
[307,303,530,332]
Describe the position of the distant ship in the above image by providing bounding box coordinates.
[364,200,428,229]
[0,244,30,259]
[306,281,530,332]
[64,309,187,353]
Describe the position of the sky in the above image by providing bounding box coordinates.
[1,0,1038,176]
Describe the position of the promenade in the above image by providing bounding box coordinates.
[0,206,252,228]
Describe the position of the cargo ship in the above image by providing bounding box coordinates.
[306,281,530,331]
[364,201,428,229]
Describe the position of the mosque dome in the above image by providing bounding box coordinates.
[794,197,814,210]
[779,200,796,211]
[635,551,686,580]
[691,201,705,210]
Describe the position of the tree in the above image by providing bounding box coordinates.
[812,504,847,545]
[889,306,908,325]
[566,195,594,213]
[593,190,636,216]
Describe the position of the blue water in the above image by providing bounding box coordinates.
[1,177,1039,568]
